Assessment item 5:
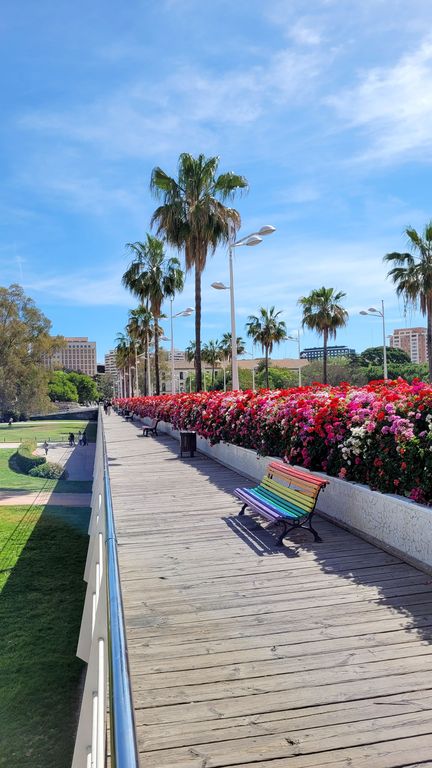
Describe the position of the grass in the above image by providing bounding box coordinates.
[0,420,97,443]
[0,450,92,494]
[0,504,90,767]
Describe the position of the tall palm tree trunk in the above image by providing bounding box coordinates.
[154,320,160,395]
[143,332,149,396]
[195,264,202,391]
[427,298,432,383]
[265,345,269,388]
[323,328,328,385]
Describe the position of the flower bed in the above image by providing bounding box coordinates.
[115,379,432,504]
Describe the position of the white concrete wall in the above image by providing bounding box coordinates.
[156,420,432,573]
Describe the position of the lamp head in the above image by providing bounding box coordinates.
[258,225,276,236]
[368,307,378,313]
[359,311,368,315]
[245,235,263,246]
[211,281,229,290]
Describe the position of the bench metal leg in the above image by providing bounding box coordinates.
[276,520,288,546]
[238,504,247,516]
[308,514,322,543]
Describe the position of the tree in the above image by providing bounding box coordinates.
[384,222,432,381]
[48,371,79,402]
[298,287,348,385]
[355,346,411,367]
[245,307,287,388]
[0,284,64,418]
[150,152,248,390]
[115,332,133,398]
[185,341,196,362]
[219,332,246,361]
[67,372,99,404]
[122,235,184,395]
[202,340,222,385]
[126,306,153,396]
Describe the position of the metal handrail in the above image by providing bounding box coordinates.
[72,409,139,767]
[103,434,140,768]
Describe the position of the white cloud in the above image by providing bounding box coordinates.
[327,36,432,162]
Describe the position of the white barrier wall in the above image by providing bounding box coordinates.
[156,420,432,574]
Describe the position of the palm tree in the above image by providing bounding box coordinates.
[150,153,248,391]
[122,234,184,395]
[245,307,287,388]
[126,307,153,396]
[298,287,348,385]
[202,340,222,385]
[384,222,432,381]
[185,341,196,363]
[115,332,133,397]
[219,332,246,361]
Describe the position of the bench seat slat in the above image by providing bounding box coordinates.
[268,470,320,498]
[234,488,301,522]
[251,487,309,520]
[261,477,316,511]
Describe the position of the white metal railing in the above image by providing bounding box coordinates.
[72,409,139,768]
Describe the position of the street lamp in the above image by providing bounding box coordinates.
[287,330,302,386]
[212,224,276,390]
[169,300,194,394]
[360,300,388,379]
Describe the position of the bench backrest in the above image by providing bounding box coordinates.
[143,417,158,428]
[264,461,328,511]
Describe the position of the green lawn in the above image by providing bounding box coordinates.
[0,450,92,494]
[0,504,90,767]
[0,420,97,443]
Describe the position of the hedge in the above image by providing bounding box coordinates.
[14,440,46,474]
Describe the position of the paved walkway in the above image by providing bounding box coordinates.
[0,490,92,507]
[103,413,432,768]
[34,442,95,480]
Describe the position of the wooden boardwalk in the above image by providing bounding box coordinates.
[104,414,432,768]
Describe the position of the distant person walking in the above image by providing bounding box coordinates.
[68,432,75,447]
[43,441,49,456]
[78,430,83,446]
[82,431,87,446]
[8,417,13,427]
[107,400,112,415]
[103,401,108,415]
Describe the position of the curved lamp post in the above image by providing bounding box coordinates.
[212,225,276,390]
[360,300,388,379]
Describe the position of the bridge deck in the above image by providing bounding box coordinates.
[104,414,432,768]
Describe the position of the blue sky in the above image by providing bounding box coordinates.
[1,0,432,362]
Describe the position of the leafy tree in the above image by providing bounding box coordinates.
[151,152,248,390]
[115,332,133,398]
[246,307,287,388]
[122,235,184,395]
[384,221,432,381]
[298,287,348,385]
[94,373,114,400]
[67,372,99,404]
[0,284,64,418]
[355,346,411,367]
[48,371,79,402]
[126,306,153,396]
[185,341,196,362]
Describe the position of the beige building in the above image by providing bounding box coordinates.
[104,349,119,378]
[46,337,97,376]
[389,327,428,364]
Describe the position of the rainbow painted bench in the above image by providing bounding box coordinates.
[234,461,328,545]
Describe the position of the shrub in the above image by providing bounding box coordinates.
[14,441,46,474]
[28,462,66,479]
[114,379,432,504]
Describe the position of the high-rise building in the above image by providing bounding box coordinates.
[45,337,97,376]
[300,345,355,361]
[389,327,427,364]
[104,349,119,378]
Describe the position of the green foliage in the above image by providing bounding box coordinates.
[48,371,79,402]
[67,372,99,404]
[246,307,287,388]
[0,284,64,419]
[29,462,66,479]
[14,441,46,474]
[355,346,411,366]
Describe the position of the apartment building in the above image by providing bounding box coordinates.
[389,327,427,364]
[46,337,97,376]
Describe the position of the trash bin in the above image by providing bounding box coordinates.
[180,431,196,458]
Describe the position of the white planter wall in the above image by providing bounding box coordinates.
[156,419,432,573]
